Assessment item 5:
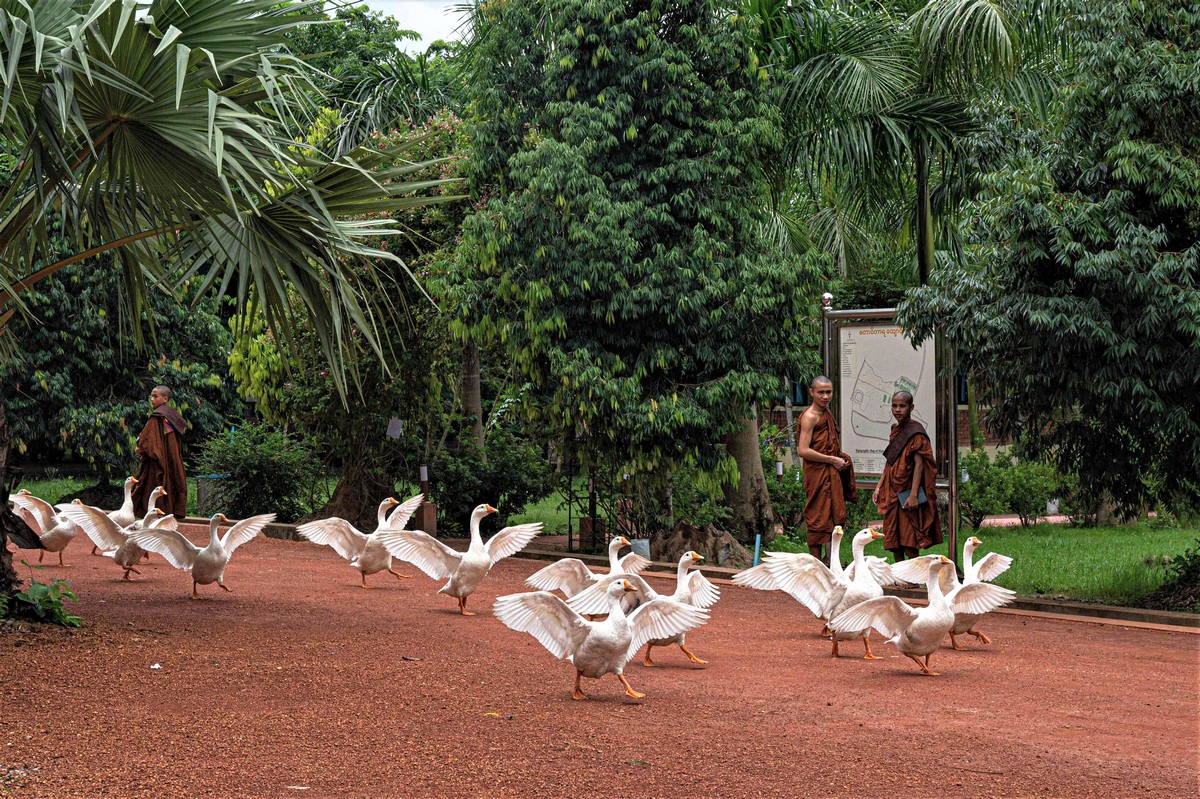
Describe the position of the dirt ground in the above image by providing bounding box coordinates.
[2,528,1196,799]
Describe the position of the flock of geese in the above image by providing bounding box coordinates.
[7,478,1017,698]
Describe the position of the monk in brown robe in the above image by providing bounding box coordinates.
[797,375,857,563]
[872,391,941,561]
[132,385,188,518]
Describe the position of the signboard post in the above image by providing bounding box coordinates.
[820,296,959,568]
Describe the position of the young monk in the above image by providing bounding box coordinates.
[872,390,942,561]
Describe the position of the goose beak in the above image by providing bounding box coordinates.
[870,529,884,540]
[218,513,229,522]
[155,509,164,516]
[619,536,630,546]
[939,556,952,564]
[970,536,981,545]
[485,504,498,514]
[388,497,400,506]
[130,477,139,484]
[693,552,704,562]
[622,580,635,592]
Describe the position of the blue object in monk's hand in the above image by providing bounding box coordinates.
[897,486,928,506]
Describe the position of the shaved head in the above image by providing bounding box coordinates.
[892,390,913,405]
[810,375,833,390]
[153,385,172,399]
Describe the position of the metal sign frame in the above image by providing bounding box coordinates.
[819,297,960,566]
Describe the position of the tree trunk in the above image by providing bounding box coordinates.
[311,470,396,531]
[1,398,22,597]
[783,378,795,461]
[462,340,485,453]
[915,139,936,286]
[650,521,754,568]
[723,407,775,544]
[966,371,981,450]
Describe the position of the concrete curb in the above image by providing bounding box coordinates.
[183,517,1199,633]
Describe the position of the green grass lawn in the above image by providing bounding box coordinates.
[14,475,1196,608]
[768,521,1197,607]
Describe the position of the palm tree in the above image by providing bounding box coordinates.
[0,0,460,598]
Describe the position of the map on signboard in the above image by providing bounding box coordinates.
[839,324,935,476]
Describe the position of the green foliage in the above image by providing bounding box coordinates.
[900,1,1200,516]
[430,429,554,536]
[958,449,1011,530]
[285,4,417,89]
[459,0,823,491]
[1140,539,1200,612]
[194,423,320,524]
[669,464,735,530]
[0,261,241,480]
[999,458,1060,528]
[2,569,82,627]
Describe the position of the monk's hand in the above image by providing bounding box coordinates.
[832,456,848,471]
[903,494,919,510]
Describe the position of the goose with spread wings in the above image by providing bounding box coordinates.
[128,513,275,599]
[829,556,1015,675]
[494,579,709,700]
[890,536,1015,649]
[568,551,720,666]
[10,490,81,565]
[62,494,174,580]
[375,503,541,615]
[297,494,423,588]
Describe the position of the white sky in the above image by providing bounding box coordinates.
[355,1,467,49]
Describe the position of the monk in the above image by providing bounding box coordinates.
[797,375,856,563]
[132,385,188,518]
[872,390,942,561]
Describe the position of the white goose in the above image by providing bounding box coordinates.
[525,535,651,598]
[128,513,275,599]
[829,556,1015,675]
[62,490,177,580]
[494,579,709,700]
[891,536,1014,649]
[569,552,720,666]
[297,494,424,588]
[376,503,542,615]
[94,476,138,555]
[734,527,889,656]
[10,490,81,566]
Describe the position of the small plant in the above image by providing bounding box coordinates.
[1139,538,1200,613]
[1,562,83,627]
[1001,459,1059,527]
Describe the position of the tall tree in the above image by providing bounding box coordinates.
[458,0,822,540]
[899,0,1200,514]
[0,0,457,599]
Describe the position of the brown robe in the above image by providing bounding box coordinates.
[800,408,857,545]
[132,405,188,518]
[878,421,942,551]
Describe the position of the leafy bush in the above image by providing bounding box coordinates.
[1,567,82,627]
[670,464,734,530]
[430,429,554,537]
[958,449,1010,530]
[1000,458,1060,527]
[194,423,320,523]
[1139,538,1200,613]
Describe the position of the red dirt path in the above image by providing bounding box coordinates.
[2,528,1196,799]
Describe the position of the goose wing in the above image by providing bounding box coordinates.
[126,528,201,571]
[486,522,543,564]
[681,570,721,609]
[846,555,897,587]
[829,596,919,640]
[525,558,596,596]
[493,591,591,660]
[973,552,1014,582]
[948,581,1016,615]
[567,573,660,616]
[11,493,56,532]
[763,553,840,617]
[382,494,425,531]
[297,517,368,561]
[375,529,463,580]
[627,596,710,657]
[732,562,780,591]
[220,514,276,553]
[60,503,127,551]
[617,552,651,575]
[888,554,941,585]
